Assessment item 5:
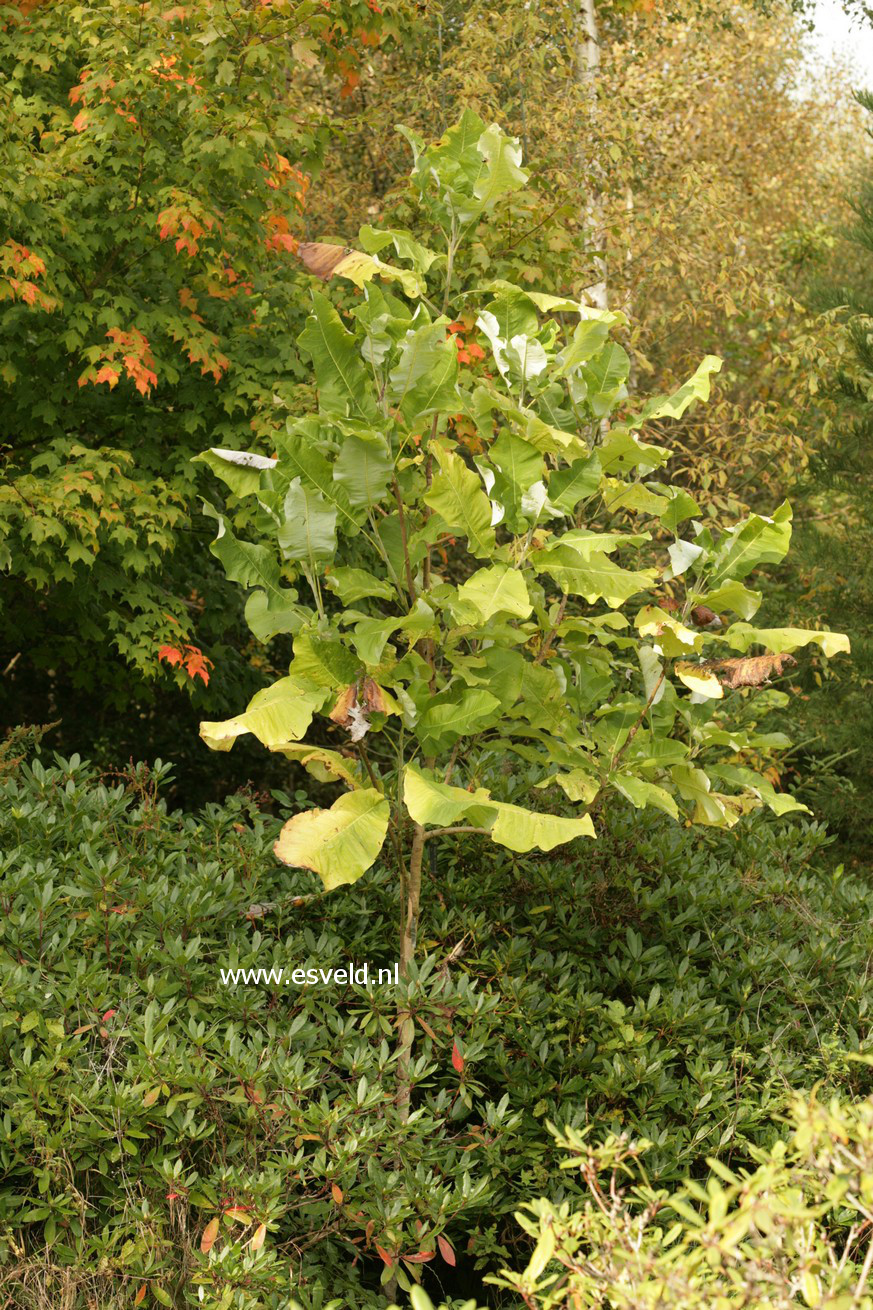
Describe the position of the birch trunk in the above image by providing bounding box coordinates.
[575,0,608,312]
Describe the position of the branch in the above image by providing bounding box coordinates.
[422,825,492,843]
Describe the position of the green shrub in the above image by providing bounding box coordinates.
[1,755,870,1307]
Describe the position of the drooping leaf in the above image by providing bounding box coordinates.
[274,742,362,788]
[388,321,459,421]
[273,788,391,891]
[696,653,797,689]
[205,510,304,641]
[192,447,276,498]
[610,773,679,819]
[629,355,723,427]
[423,441,495,557]
[298,241,424,298]
[200,677,325,752]
[358,224,442,274]
[277,478,338,563]
[333,433,394,511]
[299,291,378,422]
[324,567,395,604]
[722,624,850,658]
[488,802,595,852]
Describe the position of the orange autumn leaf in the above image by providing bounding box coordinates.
[200,1217,220,1254]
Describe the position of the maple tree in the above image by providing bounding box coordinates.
[0,0,388,754]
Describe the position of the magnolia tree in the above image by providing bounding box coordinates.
[196,112,848,974]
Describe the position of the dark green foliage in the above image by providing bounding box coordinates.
[769,90,873,855]
[1,755,870,1306]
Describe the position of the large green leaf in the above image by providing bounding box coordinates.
[457,564,532,621]
[582,341,630,416]
[200,677,324,752]
[403,764,594,851]
[423,441,495,557]
[469,122,529,216]
[548,454,602,513]
[202,511,307,641]
[388,320,459,422]
[291,630,360,688]
[206,509,297,610]
[488,803,594,852]
[611,773,679,819]
[274,789,390,891]
[403,764,496,828]
[711,503,792,581]
[277,478,338,563]
[299,291,378,422]
[532,544,657,608]
[691,580,762,621]
[722,624,850,658]
[671,764,742,828]
[708,763,809,817]
[276,422,361,535]
[416,688,502,752]
[333,433,394,510]
[324,567,395,604]
[358,224,442,274]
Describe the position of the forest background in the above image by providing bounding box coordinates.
[4,0,873,1307]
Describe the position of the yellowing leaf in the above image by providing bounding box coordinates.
[250,1222,267,1251]
[675,663,724,699]
[273,789,390,891]
[200,677,325,752]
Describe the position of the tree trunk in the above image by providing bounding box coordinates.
[576,0,608,312]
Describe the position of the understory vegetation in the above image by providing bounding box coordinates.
[1,755,872,1307]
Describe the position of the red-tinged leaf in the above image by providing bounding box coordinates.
[451,1039,464,1074]
[404,1250,435,1264]
[365,1219,375,1242]
[331,1183,344,1205]
[437,1234,456,1266]
[166,1191,182,1201]
[375,1244,393,1265]
[72,1024,93,1036]
[200,1217,219,1254]
[134,1285,147,1306]
[223,1207,251,1223]
[143,1087,160,1107]
[102,1009,117,1022]
[158,645,183,668]
[250,1222,267,1251]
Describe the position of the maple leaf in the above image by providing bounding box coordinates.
[71,110,89,133]
[158,645,183,668]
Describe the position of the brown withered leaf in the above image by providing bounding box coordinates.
[298,242,354,281]
[700,652,796,689]
[329,684,357,727]
[690,605,722,629]
[329,679,391,742]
